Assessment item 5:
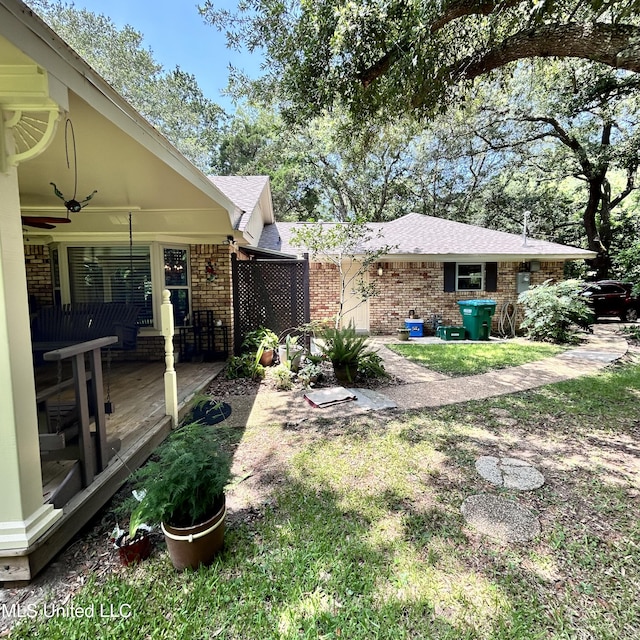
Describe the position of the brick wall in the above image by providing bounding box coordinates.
[309,262,343,321]
[308,260,565,335]
[24,244,54,310]
[190,244,234,332]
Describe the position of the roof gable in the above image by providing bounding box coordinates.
[208,176,271,219]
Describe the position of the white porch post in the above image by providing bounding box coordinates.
[0,131,62,551]
[161,289,178,427]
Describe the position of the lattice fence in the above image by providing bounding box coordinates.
[232,255,310,352]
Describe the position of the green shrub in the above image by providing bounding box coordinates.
[273,363,294,390]
[518,279,593,344]
[241,327,278,352]
[358,351,388,380]
[321,324,378,383]
[297,362,323,388]
[225,354,265,380]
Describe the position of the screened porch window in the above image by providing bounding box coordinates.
[67,246,154,326]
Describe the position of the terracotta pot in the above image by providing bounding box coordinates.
[259,348,274,366]
[116,532,152,566]
[161,495,226,571]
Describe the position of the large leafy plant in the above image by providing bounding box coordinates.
[241,327,278,352]
[132,422,232,528]
[321,324,379,383]
[518,279,593,344]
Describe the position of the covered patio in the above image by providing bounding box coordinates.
[0,0,242,581]
[20,357,224,584]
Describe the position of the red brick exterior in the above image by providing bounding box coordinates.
[309,260,565,335]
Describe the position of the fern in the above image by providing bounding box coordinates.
[132,422,232,528]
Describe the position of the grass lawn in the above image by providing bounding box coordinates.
[9,362,639,640]
[387,341,566,376]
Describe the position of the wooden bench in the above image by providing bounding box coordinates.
[31,303,141,353]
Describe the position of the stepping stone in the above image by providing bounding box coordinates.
[461,494,541,542]
[475,456,545,491]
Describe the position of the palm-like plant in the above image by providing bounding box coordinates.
[321,323,371,383]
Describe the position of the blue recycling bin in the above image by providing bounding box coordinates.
[457,300,497,340]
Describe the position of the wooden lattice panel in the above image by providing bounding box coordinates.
[232,257,309,352]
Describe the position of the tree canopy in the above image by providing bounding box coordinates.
[32,0,224,171]
[201,0,640,121]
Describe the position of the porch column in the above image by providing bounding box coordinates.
[0,128,62,551]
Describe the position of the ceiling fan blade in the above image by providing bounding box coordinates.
[21,216,71,225]
[22,220,55,229]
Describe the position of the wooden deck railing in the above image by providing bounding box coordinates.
[39,336,118,487]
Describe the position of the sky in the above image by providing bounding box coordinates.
[70,0,262,110]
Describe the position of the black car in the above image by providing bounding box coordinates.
[582,280,639,322]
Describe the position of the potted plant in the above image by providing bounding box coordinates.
[242,327,278,366]
[397,327,410,341]
[111,488,153,566]
[112,512,153,566]
[278,333,304,372]
[131,422,232,571]
[297,361,323,388]
[320,324,372,385]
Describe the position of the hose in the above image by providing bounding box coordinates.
[498,300,518,338]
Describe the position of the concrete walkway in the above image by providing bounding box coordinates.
[224,325,628,428]
[376,324,628,410]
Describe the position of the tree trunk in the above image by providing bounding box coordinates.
[583,176,612,279]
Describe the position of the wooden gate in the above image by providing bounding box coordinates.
[231,254,310,353]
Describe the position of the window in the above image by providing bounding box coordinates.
[443,262,497,292]
[456,263,484,291]
[163,247,190,327]
[68,246,154,326]
[64,244,191,329]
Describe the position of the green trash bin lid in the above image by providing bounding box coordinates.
[457,299,497,306]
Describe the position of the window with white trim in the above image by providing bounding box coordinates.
[67,245,154,326]
[163,246,191,327]
[456,263,484,291]
[64,243,191,328]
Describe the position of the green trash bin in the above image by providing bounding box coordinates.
[457,299,497,340]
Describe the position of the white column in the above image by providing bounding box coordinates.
[161,289,178,427]
[0,130,61,550]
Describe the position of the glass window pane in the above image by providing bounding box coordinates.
[169,289,190,327]
[67,246,153,325]
[457,264,483,290]
[458,264,481,278]
[164,248,188,287]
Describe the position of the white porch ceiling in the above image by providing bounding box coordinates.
[1,17,237,243]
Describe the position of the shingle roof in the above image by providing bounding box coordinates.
[257,212,595,260]
[208,175,269,217]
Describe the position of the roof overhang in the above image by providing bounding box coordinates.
[382,252,598,262]
[1,0,239,242]
[240,245,298,260]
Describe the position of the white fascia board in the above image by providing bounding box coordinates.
[0,1,237,215]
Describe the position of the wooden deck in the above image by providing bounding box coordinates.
[1,359,224,583]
